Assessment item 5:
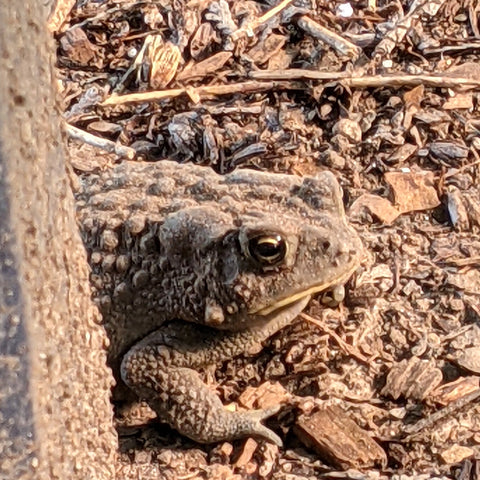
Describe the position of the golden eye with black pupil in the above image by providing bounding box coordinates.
[247,234,287,266]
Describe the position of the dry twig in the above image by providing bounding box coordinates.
[402,389,480,440]
[250,69,480,89]
[297,15,362,59]
[66,124,136,159]
[101,80,299,106]
[299,312,377,371]
[231,0,294,41]
[101,71,480,107]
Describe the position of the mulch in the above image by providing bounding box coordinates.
[50,0,480,478]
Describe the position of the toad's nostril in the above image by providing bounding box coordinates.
[322,240,332,251]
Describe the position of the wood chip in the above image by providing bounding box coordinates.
[384,171,440,213]
[430,377,480,406]
[440,445,474,464]
[190,22,218,59]
[177,51,232,81]
[47,0,76,32]
[381,357,443,401]
[349,193,402,224]
[234,438,258,468]
[443,92,474,110]
[386,143,418,164]
[429,141,469,163]
[60,26,98,65]
[247,34,286,65]
[447,185,470,230]
[454,347,480,374]
[294,405,387,469]
[238,381,291,410]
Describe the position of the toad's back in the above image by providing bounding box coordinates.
[76,160,362,362]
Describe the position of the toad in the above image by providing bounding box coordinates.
[76,160,363,446]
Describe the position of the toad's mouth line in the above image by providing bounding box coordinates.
[249,263,359,316]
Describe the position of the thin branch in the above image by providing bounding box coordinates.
[402,389,480,440]
[297,15,362,58]
[66,124,136,159]
[231,0,294,41]
[100,80,297,106]
[100,71,480,107]
[250,69,480,88]
[299,312,378,371]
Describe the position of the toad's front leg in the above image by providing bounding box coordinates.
[120,296,310,445]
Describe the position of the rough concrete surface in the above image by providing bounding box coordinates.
[0,4,117,479]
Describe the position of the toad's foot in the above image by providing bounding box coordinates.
[120,296,310,444]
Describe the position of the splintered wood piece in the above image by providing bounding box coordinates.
[454,347,480,374]
[384,171,440,214]
[381,357,443,401]
[294,405,387,469]
[238,381,291,410]
[247,34,286,64]
[349,193,402,224]
[177,51,232,81]
[430,377,480,406]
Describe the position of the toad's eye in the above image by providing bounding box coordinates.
[247,234,287,266]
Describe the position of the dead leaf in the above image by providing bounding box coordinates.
[148,36,181,88]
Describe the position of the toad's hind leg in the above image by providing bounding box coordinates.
[120,297,310,445]
[122,354,282,445]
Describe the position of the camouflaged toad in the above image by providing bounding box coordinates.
[76,160,363,446]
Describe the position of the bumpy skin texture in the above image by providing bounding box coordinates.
[76,160,363,445]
